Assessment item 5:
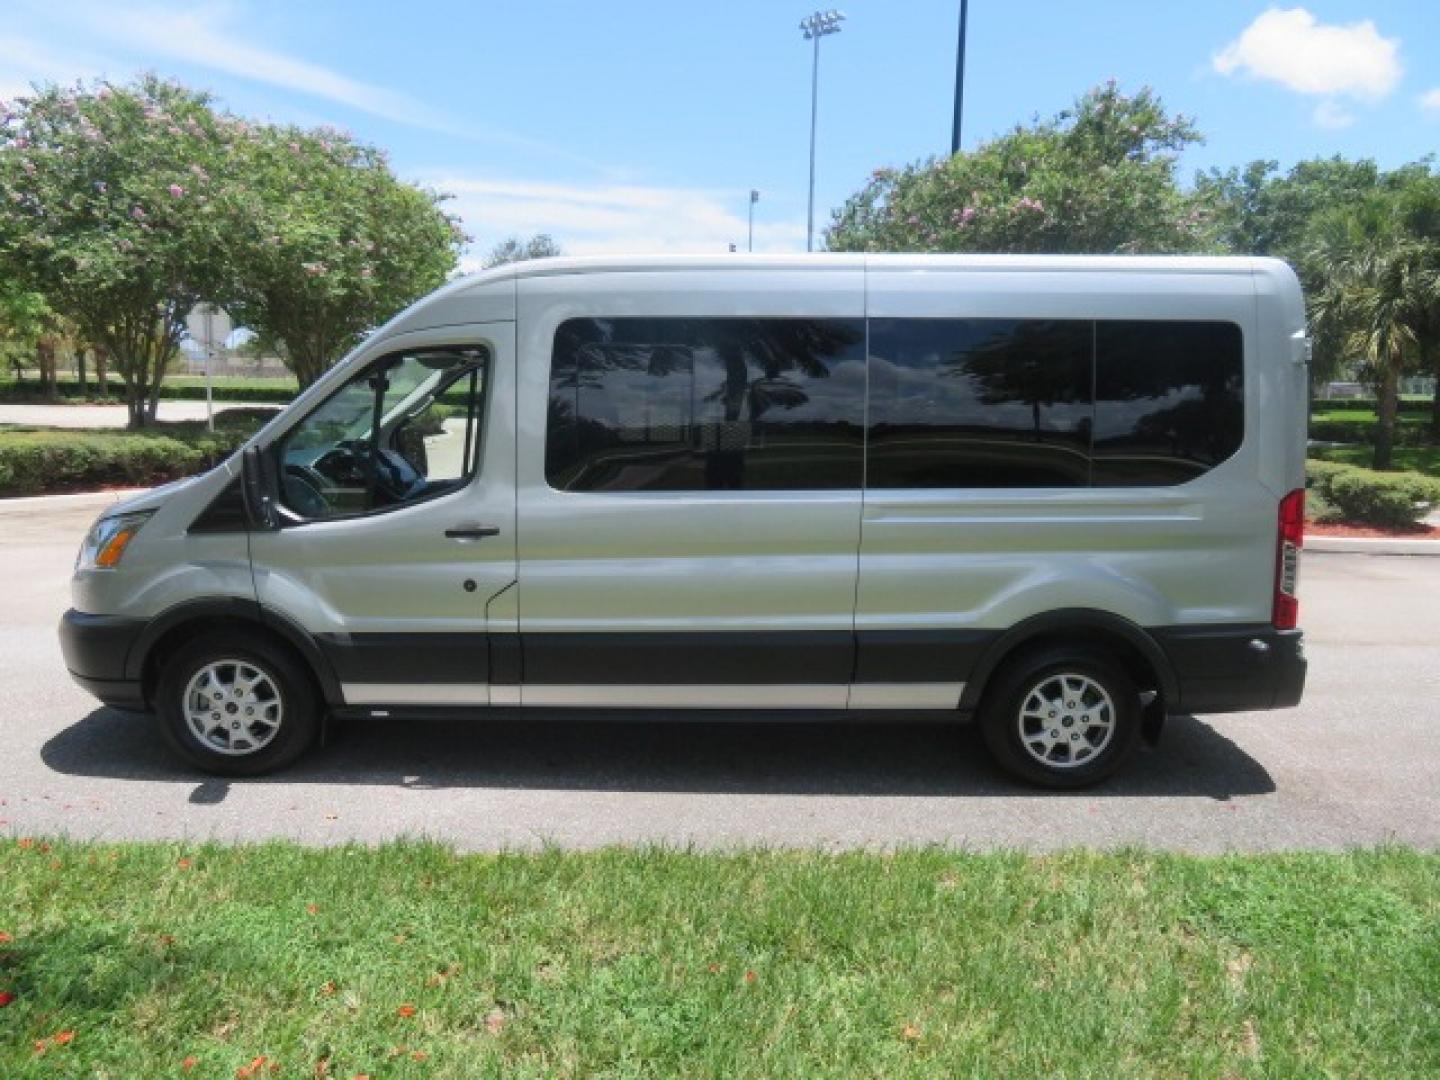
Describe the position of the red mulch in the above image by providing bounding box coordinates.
[1307,520,1440,539]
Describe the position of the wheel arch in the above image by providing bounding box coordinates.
[126,598,342,710]
[959,608,1178,714]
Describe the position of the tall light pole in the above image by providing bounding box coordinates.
[951,0,969,155]
[800,9,845,252]
[748,189,760,252]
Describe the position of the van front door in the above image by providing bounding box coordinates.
[250,326,517,709]
[514,269,868,709]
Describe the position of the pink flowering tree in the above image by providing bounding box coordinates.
[0,77,233,426]
[215,124,463,388]
[826,83,1211,255]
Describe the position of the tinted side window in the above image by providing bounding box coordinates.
[1092,321,1244,486]
[547,317,866,492]
[867,318,1093,489]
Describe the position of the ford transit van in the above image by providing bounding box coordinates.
[59,255,1309,787]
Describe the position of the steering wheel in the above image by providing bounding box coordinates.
[315,438,424,505]
[314,439,371,487]
[281,466,330,518]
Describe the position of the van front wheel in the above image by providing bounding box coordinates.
[155,630,319,776]
[978,646,1141,788]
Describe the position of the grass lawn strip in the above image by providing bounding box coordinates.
[0,842,1435,1077]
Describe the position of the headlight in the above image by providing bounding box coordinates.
[77,511,154,570]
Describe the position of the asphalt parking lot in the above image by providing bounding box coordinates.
[1,491,1437,851]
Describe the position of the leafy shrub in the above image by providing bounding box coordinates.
[1309,420,1433,446]
[1306,459,1440,528]
[0,417,270,495]
[0,377,295,405]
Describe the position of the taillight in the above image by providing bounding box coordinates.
[1273,488,1304,630]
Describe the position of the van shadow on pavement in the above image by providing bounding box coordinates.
[43,707,1275,803]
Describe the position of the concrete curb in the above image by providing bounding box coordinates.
[0,488,148,512]
[1308,536,1440,556]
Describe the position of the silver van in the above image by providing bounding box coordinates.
[59,255,1309,788]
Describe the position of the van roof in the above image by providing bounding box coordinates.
[384,252,1294,339]
[459,252,1273,286]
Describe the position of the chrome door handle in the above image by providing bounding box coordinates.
[444,524,500,540]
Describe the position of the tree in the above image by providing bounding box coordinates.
[1391,170,1440,435]
[0,77,233,426]
[826,83,1210,255]
[0,284,54,384]
[1306,191,1435,470]
[1192,158,1440,400]
[216,124,463,389]
[1196,157,1384,260]
[484,233,562,268]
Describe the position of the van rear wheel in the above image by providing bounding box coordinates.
[155,630,319,776]
[979,646,1141,789]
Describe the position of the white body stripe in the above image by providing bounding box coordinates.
[341,683,964,710]
[847,682,965,709]
[344,683,490,706]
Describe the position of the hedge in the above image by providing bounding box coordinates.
[0,410,278,496]
[1306,459,1440,529]
[1308,419,1435,446]
[1313,396,1432,415]
[0,376,296,405]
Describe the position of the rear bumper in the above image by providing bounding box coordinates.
[1155,625,1307,714]
[58,609,148,712]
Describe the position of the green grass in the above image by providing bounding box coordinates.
[1312,407,1429,425]
[1310,444,1440,476]
[0,842,1435,1077]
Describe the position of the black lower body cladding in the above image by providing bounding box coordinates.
[1153,626,1306,713]
[59,609,147,710]
[62,606,1306,718]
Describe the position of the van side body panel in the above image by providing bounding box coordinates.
[60,255,1306,723]
[514,267,869,706]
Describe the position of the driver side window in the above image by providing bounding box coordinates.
[276,346,488,521]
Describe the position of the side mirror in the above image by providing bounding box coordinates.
[241,444,279,531]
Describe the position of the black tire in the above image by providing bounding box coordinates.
[978,645,1142,789]
[154,629,320,776]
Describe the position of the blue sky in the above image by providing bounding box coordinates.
[4,1,1438,266]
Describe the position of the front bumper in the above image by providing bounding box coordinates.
[59,609,148,711]
[1155,625,1307,714]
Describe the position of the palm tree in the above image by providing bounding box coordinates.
[1306,198,1430,470]
[1391,169,1440,437]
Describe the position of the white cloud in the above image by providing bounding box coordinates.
[438,177,806,267]
[32,2,595,164]
[1311,100,1354,130]
[74,3,458,132]
[1422,88,1440,113]
[0,35,110,101]
[1213,7,1401,100]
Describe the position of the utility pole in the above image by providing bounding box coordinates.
[800,10,845,252]
[748,189,760,252]
[951,0,969,155]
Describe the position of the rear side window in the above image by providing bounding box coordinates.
[867,318,1094,488]
[1091,320,1244,486]
[546,317,866,492]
